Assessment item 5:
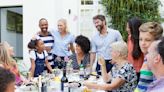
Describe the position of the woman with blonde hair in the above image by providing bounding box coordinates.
[51,18,75,68]
[0,42,23,85]
[84,41,137,91]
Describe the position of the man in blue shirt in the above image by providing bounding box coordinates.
[90,14,123,75]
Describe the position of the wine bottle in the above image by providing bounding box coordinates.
[79,63,84,79]
[61,61,68,92]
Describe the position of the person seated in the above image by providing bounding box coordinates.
[0,43,23,85]
[29,39,53,77]
[69,35,91,70]
[84,41,137,91]
[0,67,15,92]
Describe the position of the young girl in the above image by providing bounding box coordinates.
[29,39,52,77]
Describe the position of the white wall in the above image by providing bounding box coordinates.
[0,7,23,57]
[0,0,22,7]
[23,0,56,68]
[23,0,80,69]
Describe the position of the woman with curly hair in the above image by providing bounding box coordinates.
[70,35,91,70]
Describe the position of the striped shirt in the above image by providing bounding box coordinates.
[36,32,54,65]
[135,58,154,92]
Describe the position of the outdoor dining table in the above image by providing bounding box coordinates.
[15,69,106,92]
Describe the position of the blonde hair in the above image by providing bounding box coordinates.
[110,41,128,58]
[139,22,163,40]
[0,43,12,67]
[58,18,69,32]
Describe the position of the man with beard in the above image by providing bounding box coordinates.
[90,15,123,75]
[30,18,54,70]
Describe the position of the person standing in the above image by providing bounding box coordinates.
[90,14,123,75]
[51,19,75,61]
[33,18,55,69]
[126,17,144,83]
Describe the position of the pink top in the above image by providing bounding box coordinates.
[127,35,144,72]
[10,65,22,85]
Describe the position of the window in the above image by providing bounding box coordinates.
[7,10,23,33]
[81,0,93,5]
[0,7,23,58]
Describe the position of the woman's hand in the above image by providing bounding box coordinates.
[83,81,96,89]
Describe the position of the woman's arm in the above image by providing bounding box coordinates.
[84,77,125,91]
[98,57,110,82]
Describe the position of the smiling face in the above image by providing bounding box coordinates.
[75,44,83,54]
[39,19,48,33]
[93,19,104,33]
[35,40,45,52]
[139,32,154,55]
[57,20,67,33]
[3,42,14,57]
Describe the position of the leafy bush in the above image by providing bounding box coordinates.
[101,0,162,41]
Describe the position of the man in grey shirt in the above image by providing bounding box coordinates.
[90,14,123,75]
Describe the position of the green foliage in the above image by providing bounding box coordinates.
[101,0,162,41]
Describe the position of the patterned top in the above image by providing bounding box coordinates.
[135,58,154,92]
[110,62,137,92]
[70,53,90,70]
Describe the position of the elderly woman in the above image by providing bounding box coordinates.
[84,41,137,91]
[70,35,91,70]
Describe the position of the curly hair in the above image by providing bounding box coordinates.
[0,67,15,92]
[27,39,41,49]
[75,35,91,54]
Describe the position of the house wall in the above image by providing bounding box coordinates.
[0,7,23,57]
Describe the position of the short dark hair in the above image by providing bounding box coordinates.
[157,37,164,64]
[0,67,15,92]
[75,35,91,54]
[93,14,106,24]
[39,18,47,23]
